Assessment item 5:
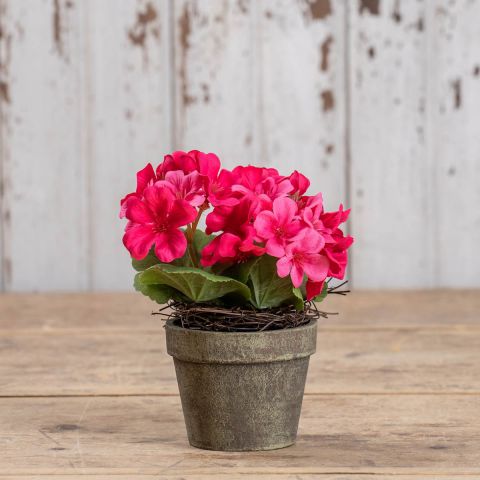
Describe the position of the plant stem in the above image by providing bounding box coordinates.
[186,205,207,268]
[191,204,207,233]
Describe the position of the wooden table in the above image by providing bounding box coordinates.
[0,291,479,478]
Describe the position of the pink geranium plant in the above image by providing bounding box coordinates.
[121,150,353,310]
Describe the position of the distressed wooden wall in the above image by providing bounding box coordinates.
[0,0,479,291]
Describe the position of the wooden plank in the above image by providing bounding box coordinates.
[427,1,480,286]
[1,326,479,396]
[0,0,89,291]
[0,476,473,480]
[0,395,479,474]
[349,0,432,288]
[0,293,157,332]
[0,0,7,292]
[0,332,175,396]
[259,0,347,210]
[173,0,255,166]
[323,290,480,328]
[1,291,479,332]
[87,0,172,290]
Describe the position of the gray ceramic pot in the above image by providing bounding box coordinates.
[165,319,317,451]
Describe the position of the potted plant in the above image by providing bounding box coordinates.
[120,150,353,451]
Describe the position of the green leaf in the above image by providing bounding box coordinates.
[313,281,328,303]
[132,248,161,272]
[248,255,298,309]
[292,287,305,311]
[220,256,260,283]
[138,264,251,303]
[172,230,215,268]
[134,272,175,304]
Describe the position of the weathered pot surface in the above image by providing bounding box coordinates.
[165,319,317,451]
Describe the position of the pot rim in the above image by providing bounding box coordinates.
[165,318,317,364]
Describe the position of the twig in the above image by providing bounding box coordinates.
[151,280,350,332]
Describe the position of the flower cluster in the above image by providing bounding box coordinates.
[121,150,353,302]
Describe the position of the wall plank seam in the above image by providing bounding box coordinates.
[252,0,264,166]
[84,1,94,290]
[0,0,8,292]
[425,1,437,286]
[0,0,4,292]
[168,0,176,151]
[344,0,353,286]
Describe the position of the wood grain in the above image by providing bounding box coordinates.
[0,291,479,475]
[1,2,480,291]
[0,292,157,332]
[349,0,432,288]
[0,0,7,292]
[173,0,255,167]
[427,1,480,286]
[1,291,479,332]
[0,0,90,291]
[1,326,479,396]
[86,0,172,290]
[0,476,473,480]
[1,394,479,474]
[259,0,347,210]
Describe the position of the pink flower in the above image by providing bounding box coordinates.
[206,198,254,235]
[321,204,350,234]
[206,169,239,207]
[157,150,221,183]
[305,279,326,301]
[231,165,292,201]
[300,193,334,241]
[156,151,197,178]
[189,150,221,183]
[258,176,293,200]
[201,231,264,266]
[276,230,329,288]
[323,229,354,279]
[289,170,310,196]
[156,170,205,207]
[123,184,197,262]
[120,163,156,218]
[202,197,265,265]
[254,197,302,257]
[231,165,269,192]
[120,152,354,301]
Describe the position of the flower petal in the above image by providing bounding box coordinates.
[306,193,323,210]
[144,184,174,217]
[218,233,241,258]
[302,254,329,282]
[273,197,297,225]
[266,237,286,257]
[196,152,221,181]
[295,228,325,253]
[200,237,221,266]
[254,211,277,239]
[163,170,185,190]
[169,199,197,228]
[123,223,155,260]
[154,229,187,263]
[290,170,310,195]
[306,279,325,301]
[124,197,153,224]
[119,192,136,218]
[276,256,292,278]
[136,163,155,195]
[290,263,304,288]
[275,179,294,197]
